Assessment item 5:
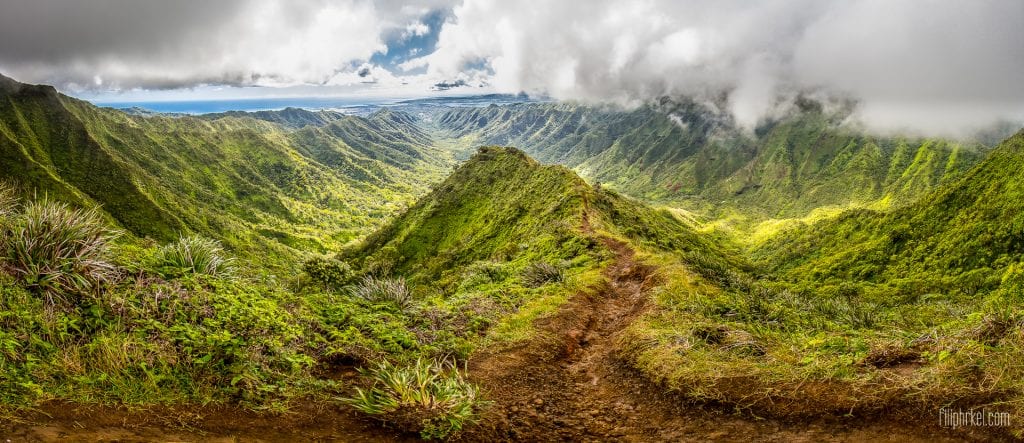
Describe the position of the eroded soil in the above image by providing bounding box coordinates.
[456,238,996,442]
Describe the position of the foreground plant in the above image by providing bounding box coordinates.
[153,235,236,279]
[345,359,486,440]
[350,275,413,310]
[521,261,564,288]
[0,181,17,216]
[1,199,120,304]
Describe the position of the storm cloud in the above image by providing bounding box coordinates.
[0,0,441,90]
[0,0,1021,136]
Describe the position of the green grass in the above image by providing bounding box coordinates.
[2,199,120,303]
[344,358,486,440]
[152,236,236,279]
[2,73,1023,439]
[608,132,1024,437]
[0,75,454,273]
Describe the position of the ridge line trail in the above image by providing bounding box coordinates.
[460,233,972,442]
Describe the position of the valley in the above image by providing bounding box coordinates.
[0,74,1021,442]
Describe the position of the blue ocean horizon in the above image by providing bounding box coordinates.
[93,93,543,115]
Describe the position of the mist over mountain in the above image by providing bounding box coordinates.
[0,1,1021,136]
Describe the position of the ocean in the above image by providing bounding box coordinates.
[93,94,544,115]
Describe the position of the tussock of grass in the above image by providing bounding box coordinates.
[521,261,564,288]
[350,275,414,311]
[0,181,17,216]
[345,358,486,440]
[1,199,120,304]
[152,235,236,279]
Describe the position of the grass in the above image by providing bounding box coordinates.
[616,244,1024,438]
[152,235,236,279]
[1,199,120,304]
[0,181,16,216]
[350,275,414,311]
[344,358,486,440]
[520,261,564,288]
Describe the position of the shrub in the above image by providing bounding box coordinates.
[350,275,413,310]
[153,235,236,279]
[521,261,563,288]
[1,199,120,304]
[345,359,485,440]
[303,257,354,289]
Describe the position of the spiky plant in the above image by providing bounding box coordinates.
[0,181,17,217]
[521,261,564,288]
[2,199,120,304]
[345,359,485,440]
[350,275,413,310]
[153,235,236,279]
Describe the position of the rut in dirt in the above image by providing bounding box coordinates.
[462,236,675,441]
[460,236,977,443]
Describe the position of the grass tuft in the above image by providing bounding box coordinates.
[344,358,486,440]
[1,199,120,304]
[153,235,236,279]
[521,261,564,288]
[0,181,17,217]
[350,275,414,311]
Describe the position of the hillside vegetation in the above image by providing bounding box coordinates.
[0,74,452,269]
[434,99,985,220]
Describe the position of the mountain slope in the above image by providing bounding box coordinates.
[434,100,985,219]
[342,146,741,286]
[753,129,1024,294]
[202,107,346,129]
[0,74,452,267]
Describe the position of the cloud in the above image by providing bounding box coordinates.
[403,21,431,38]
[0,0,1020,136]
[0,0,449,90]
[410,0,1024,136]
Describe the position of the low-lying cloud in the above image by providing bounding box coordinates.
[414,0,1024,136]
[0,0,1021,136]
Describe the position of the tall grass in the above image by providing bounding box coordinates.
[345,358,485,440]
[0,181,17,216]
[153,235,236,279]
[1,199,120,304]
[521,261,564,288]
[350,275,413,310]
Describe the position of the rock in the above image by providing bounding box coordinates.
[533,398,544,406]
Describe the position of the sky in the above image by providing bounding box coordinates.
[0,0,1022,135]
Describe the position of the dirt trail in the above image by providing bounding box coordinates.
[459,237,986,442]
[0,402,420,442]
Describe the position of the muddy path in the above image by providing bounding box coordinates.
[0,401,419,442]
[458,237,991,442]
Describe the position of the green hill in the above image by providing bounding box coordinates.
[0,74,452,268]
[754,130,1024,295]
[434,99,985,219]
[342,145,740,287]
[202,107,346,129]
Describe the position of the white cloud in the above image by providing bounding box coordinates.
[1,0,1021,136]
[0,0,445,90]
[410,0,1024,136]
[403,21,430,38]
